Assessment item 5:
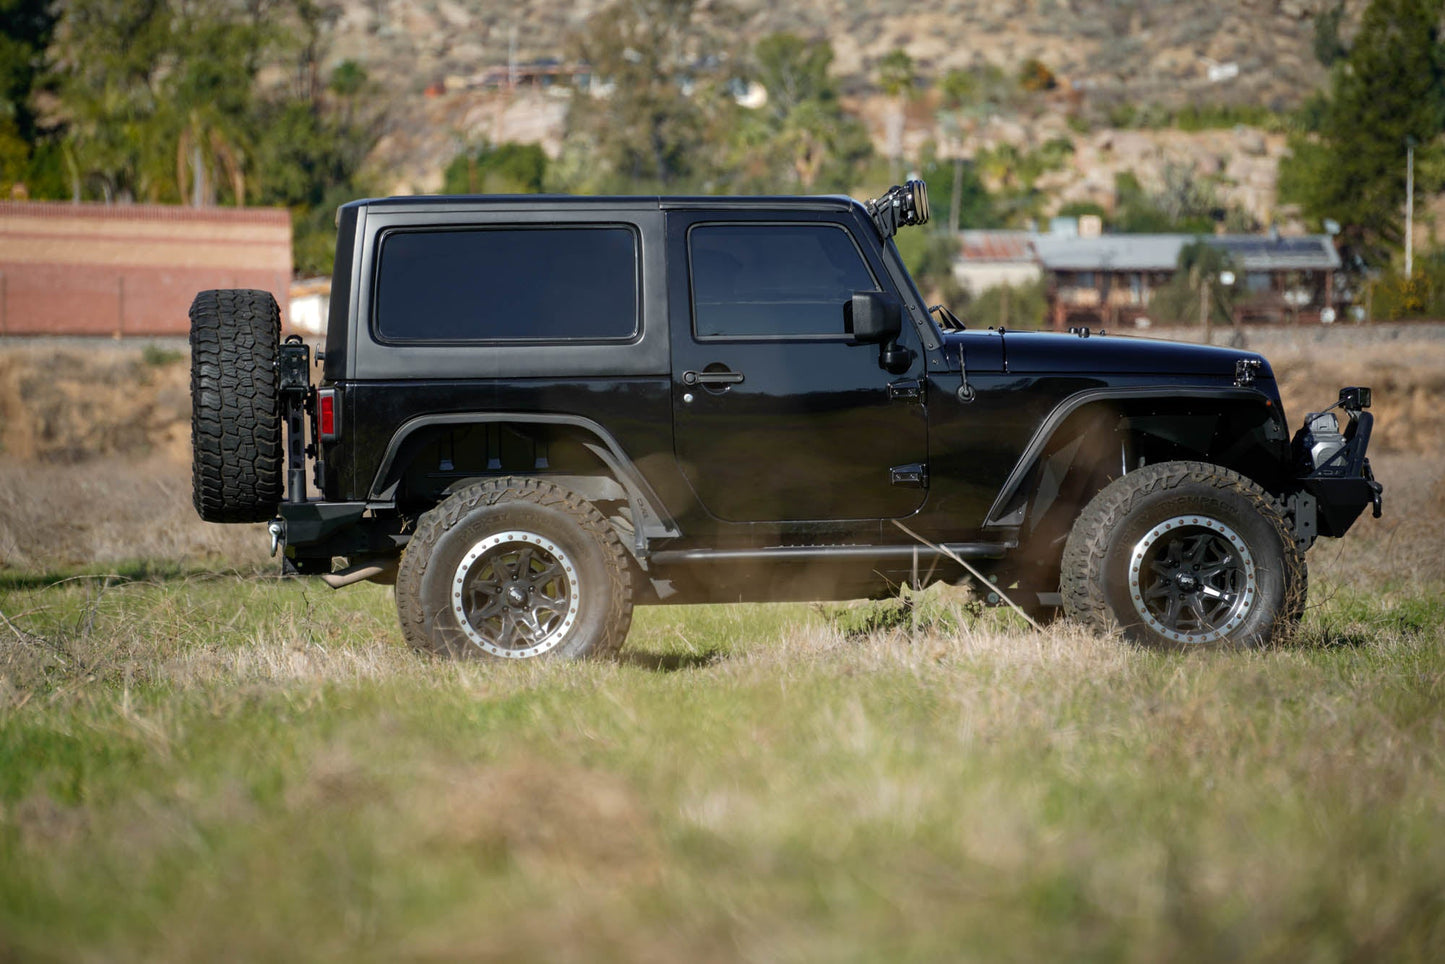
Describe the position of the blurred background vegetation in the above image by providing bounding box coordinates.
[0,0,1441,310]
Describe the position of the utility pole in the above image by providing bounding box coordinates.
[1405,138,1415,277]
[1200,274,1211,344]
[950,156,963,235]
[508,25,518,90]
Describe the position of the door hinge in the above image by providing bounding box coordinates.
[890,463,928,488]
[888,378,924,402]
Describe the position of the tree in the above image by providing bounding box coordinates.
[969,277,1048,328]
[49,0,176,201]
[1057,200,1107,221]
[914,152,999,230]
[974,139,1074,227]
[41,1,378,273]
[737,33,871,192]
[935,65,1015,230]
[894,227,966,307]
[0,0,58,191]
[752,32,834,122]
[1017,58,1057,93]
[563,0,742,192]
[166,10,271,205]
[876,48,915,99]
[1312,1,1349,67]
[1279,0,1445,266]
[1109,167,1252,234]
[1150,240,1240,327]
[876,48,915,178]
[443,142,548,195]
[940,64,1015,115]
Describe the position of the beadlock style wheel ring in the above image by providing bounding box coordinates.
[1128,515,1257,644]
[450,530,581,659]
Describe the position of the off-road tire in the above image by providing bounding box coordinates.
[189,289,283,523]
[1061,461,1307,649]
[395,477,633,660]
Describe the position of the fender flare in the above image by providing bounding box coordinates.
[368,412,681,552]
[982,385,1289,528]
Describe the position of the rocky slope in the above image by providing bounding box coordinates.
[334,0,1361,219]
[332,0,1351,105]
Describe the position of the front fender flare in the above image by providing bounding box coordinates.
[982,385,1290,528]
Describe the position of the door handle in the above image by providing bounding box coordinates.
[682,369,745,386]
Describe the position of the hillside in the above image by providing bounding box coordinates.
[336,0,1358,220]
[331,0,1346,109]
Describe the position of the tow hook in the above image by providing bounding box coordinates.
[268,519,285,557]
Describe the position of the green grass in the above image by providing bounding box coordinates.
[2,572,1443,961]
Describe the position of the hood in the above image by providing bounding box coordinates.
[995,330,1271,378]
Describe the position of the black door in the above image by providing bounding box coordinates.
[668,213,928,524]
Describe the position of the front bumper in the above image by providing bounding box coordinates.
[1290,388,1383,544]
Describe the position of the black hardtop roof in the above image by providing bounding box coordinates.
[344,193,861,215]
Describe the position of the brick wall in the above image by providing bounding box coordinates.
[0,202,291,336]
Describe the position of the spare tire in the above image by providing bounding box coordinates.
[189,289,284,523]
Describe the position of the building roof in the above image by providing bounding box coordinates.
[958,230,1036,262]
[1032,233,1184,271]
[1031,233,1340,272]
[1214,234,1342,272]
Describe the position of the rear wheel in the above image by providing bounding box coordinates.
[1061,461,1306,649]
[395,478,633,659]
[189,289,283,523]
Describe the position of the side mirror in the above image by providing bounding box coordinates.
[846,291,913,375]
[847,290,902,344]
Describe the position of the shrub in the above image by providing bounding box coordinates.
[968,278,1049,330]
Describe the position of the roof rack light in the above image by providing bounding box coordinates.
[866,180,929,240]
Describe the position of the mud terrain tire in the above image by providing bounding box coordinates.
[1061,461,1306,649]
[189,289,283,523]
[396,477,633,660]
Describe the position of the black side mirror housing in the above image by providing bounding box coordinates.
[847,291,902,344]
[846,291,913,374]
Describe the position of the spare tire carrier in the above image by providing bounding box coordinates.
[277,334,314,505]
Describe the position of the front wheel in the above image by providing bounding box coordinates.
[1060,461,1306,649]
[395,478,633,659]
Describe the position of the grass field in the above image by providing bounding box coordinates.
[2,345,1444,960]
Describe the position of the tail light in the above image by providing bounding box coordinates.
[317,388,339,441]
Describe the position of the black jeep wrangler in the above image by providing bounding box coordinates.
[189,181,1382,657]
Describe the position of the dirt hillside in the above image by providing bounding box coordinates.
[0,345,191,464]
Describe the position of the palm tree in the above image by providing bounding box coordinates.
[876,49,916,180]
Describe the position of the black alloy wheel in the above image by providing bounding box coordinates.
[395,477,633,659]
[1061,461,1306,649]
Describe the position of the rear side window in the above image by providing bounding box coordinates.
[374,226,639,342]
[689,223,878,339]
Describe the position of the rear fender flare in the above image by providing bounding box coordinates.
[369,412,680,555]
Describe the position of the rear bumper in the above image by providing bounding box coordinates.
[278,500,369,546]
[274,500,405,575]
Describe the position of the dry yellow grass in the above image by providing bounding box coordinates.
[2,568,1441,960]
[0,457,267,571]
[2,292,1443,962]
[1269,340,1445,455]
[0,344,191,464]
